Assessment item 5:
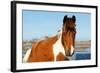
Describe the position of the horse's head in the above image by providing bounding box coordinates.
[62,15,76,56]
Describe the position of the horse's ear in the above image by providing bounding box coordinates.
[72,15,76,22]
[63,15,67,23]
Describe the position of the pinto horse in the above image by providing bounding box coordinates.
[23,15,76,62]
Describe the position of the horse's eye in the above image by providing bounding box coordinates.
[73,31,76,35]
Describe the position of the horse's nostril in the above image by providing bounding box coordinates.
[65,50,70,56]
[71,49,75,56]
[65,49,75,56]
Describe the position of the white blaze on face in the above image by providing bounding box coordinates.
[23,49,31,62]
[71,45,75,55]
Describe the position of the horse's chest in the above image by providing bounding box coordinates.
[53,39,65,61]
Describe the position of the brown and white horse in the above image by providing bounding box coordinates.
[23,15,76,62]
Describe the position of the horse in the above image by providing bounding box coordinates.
[23,15,76,62]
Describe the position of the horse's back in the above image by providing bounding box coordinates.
[27,36,58,62]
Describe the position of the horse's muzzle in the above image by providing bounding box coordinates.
[65,48,75,56]
[65,51,74,56]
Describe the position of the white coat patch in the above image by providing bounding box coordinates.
[23,49,31,62]
[53,30,65,61]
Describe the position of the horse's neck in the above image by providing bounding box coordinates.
[57,35,62,44]
[57,28,62,39]
[53,29,65,61]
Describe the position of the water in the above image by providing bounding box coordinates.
[75,53,91,60]
[72,48,91,60]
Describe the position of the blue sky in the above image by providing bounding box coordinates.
[22,10,91,41]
